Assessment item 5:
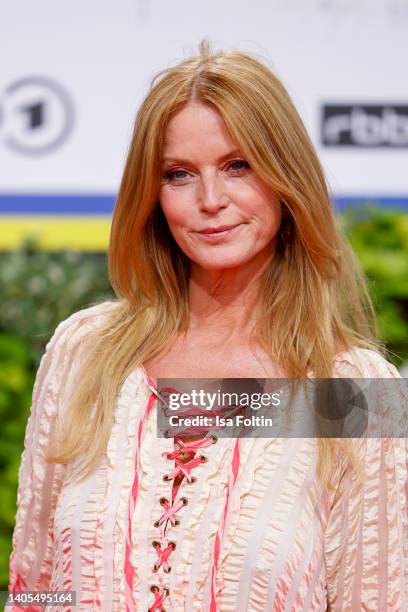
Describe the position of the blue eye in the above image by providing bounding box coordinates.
[163,169,190,182]
[227,160,250,173]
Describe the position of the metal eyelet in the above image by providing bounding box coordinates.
[200,455,208,463]
[174,519,180,526]
[211,435,218,443]
[153,520,160,528]
[181,497,188,506]
[187,476,197,484]
[164,566,172,573]
[163,474,170,482]
[169,541,176,550]
[179,452,193,461]
[152,540,160,549]
[159,496,168,506]
[150,585,159,593]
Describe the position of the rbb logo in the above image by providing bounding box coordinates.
[0,76,75,156]
[321,104,408,148]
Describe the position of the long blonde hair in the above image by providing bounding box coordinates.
[47,41,382,489]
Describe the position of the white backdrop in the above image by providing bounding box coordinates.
[1,0,407,201]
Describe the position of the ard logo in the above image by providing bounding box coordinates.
[0,75,75,156]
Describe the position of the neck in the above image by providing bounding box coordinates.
[187,252,272,339]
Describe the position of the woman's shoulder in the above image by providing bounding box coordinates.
[47,299,120,352]
[332,346,401,378]
[332,347,407,439]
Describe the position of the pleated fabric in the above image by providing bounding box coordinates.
[7,301,408,611]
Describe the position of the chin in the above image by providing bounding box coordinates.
[192,255,252,270]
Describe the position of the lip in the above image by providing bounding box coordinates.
[196,223,241,241]
[198,224,240,234]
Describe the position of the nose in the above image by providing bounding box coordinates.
[197,171,228,214]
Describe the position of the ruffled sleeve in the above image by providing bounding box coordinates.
[324,349,408,610]
[7,302,115,605]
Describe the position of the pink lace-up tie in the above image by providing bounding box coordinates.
[156,498,186,528]
[153,541,175,572]
[162,436,215,460]
[148,435,218,611]
[162,437,216,482]
[149,586,169,612]
[165,455,205,482]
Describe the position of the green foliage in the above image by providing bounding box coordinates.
[340,206,408,366]
[0,238,114,367]
[0,333,35,586]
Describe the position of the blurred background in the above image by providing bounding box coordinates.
[1,0,407,588]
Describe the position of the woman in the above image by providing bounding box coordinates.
[8,42,407,611]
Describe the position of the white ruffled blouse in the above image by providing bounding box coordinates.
[7,302,408,611]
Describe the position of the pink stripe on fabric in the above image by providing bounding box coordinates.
[124,383,157,612]
[28,465,56,587]
[391,440,407,609]
[334,472,352,611]
[101,394,133,611]
[283,501,322,612]
[378,439,388,610]
[301,548,325,611]
[351,466,365,607]
[210,439,240,612]
[56,487,73,594]
[71,471,101,607]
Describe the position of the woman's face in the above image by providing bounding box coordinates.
[159,102,282,272]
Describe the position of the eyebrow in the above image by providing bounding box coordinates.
[162,149,243,165]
